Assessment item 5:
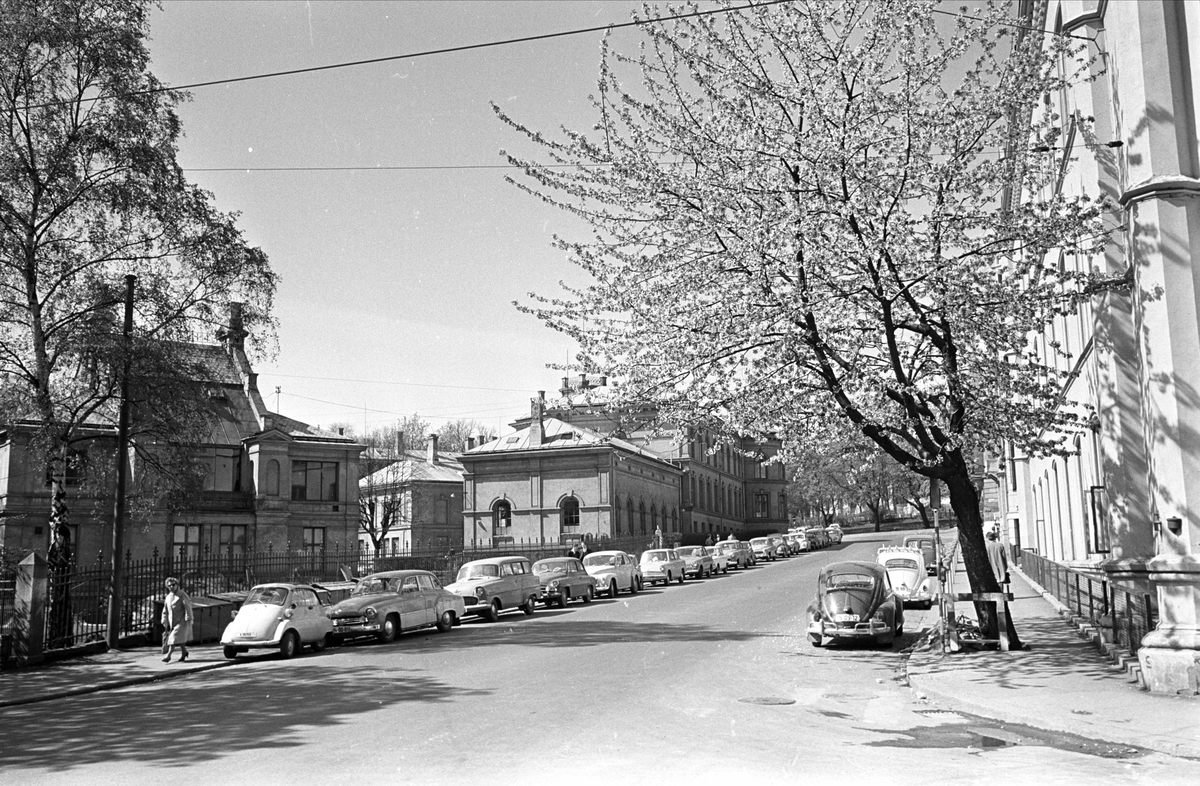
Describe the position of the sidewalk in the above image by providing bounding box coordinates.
[906,559,1200,760]
[0,644,234,708]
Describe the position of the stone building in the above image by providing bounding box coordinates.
[358,435,464,555]
[0,306,363,561]
[997,0,1200,693]
[460,394,683,548]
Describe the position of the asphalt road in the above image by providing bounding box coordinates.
[1,532,1196,786]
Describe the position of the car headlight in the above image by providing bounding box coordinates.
[872,609,886,621]
[474,587,487,599]
[364,607,378,620]
[549,580,559,589]
[812,610,823,622]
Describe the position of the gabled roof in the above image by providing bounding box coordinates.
[360,450,464,487]
[466,417,677,467]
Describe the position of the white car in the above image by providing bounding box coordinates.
[877,547,939,609]
[583,550,641,597]
[220,583,334,659]
[640,549,686,585]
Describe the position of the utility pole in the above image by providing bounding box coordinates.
[106,275,135,650]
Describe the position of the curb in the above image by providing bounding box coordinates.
[903,604,1199,760]
[0,658,238,709]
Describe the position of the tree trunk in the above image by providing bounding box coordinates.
[942,451,1023,649]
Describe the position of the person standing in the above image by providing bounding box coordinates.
[985,531,1009,587]
[161,577,193,663]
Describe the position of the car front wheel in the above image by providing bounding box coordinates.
[223,645,238,660]
[311,634,329,652]
[677,572,685,584]
[522,595,537,615]
[483,599,501,622]
[608,580,618,598]
[376,615,398,643]
[581,586,594,604]
[279,630,301,659]
[629,577,639,594]
[436,610,455,632]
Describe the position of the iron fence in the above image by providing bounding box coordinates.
[1018,549,1157,656]
[31,535,659,653]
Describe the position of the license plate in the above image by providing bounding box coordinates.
[238,632,255,638]
[834,613,859,622]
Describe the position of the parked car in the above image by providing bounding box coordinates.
[785,531,808,553]
[221,583,334,659]
[806,561,904,648]
[766,534,791,558]
[326,570,466,645]
[901,535,939,575]
[675,546,716,578]
[749,537,777,562]
[825,525,843,544]
[804,527,830,549]
[876,547,939,609]
[624,552,645,590]
[713,540,751,569]
[533,557,598,607]
[702,544,730,574]
[583,550,641,597]
[640,549,686,585]
[444,556,541,621]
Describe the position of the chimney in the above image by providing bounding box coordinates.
[467,433,477,451]
[599,375,607,388]
[222,302,246,351]
[579,373,589,390]
[530,392,545,446]
[561,376,570,396]
[427,433,439,465]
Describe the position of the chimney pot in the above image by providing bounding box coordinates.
[467,435,476,451]
[428,433,439,465]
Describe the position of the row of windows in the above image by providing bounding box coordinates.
[170,524,324,558]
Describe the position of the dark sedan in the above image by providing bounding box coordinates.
[806,561,904,648]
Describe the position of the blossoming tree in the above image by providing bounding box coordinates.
[498,0,1116,645]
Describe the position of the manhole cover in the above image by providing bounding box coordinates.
[739,697,796,706]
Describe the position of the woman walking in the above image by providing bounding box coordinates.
[161,577,193,663]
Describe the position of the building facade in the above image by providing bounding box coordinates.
[461,394,683,548]
[0,306,363,562]
[358,435,464,555]
[1002,0,1200,693]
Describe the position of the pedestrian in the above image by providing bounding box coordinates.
[161,577,193,663]
[704,535,713,547]
[985,531,1009,587]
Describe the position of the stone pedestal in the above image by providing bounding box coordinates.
[13,552,48,665]
[1139,555,1200,695]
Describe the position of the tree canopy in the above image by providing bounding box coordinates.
[0,0,277,540]
[498,0,1116,635]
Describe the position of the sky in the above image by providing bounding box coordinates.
[145,1,705,439]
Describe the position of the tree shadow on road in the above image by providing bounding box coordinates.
[0,663,490,772]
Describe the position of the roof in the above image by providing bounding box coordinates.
[460,556,531,566]
[360,570,435,580]
[821,561,886,575]
[466,417,677,467]
[176,342,243,386]
[360,451,464,488]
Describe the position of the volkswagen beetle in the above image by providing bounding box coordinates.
[806,561,904,648]
[877,546,939,609]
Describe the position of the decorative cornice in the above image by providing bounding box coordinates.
[1118,175,1200,207]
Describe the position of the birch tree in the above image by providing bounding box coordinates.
[498,0,1116,646]
[0,0,277,553]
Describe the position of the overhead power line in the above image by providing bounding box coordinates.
[262,370,534,394]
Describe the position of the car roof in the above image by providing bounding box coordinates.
[534,557,578,564]
[587,550,626,557]
[820,560,885,577]
[360,570,433,580]
[249,583,314,591]
[460,556,530,566]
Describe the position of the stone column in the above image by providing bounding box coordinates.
[1108,0,1200,695]
[13,552,48,665]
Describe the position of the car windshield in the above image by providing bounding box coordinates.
[243,587,289,606]
[750,538,767,545]
[675,547,699,557]
[351,577,395,596]
[584,554,616,567]
[457,564,500,581]
[644,551,667,562]
[534,561,569,575]
[885,558,920,571]
[826,573,876,590]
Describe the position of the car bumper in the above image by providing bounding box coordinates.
[808,619,891,640]
[330,621,381,637]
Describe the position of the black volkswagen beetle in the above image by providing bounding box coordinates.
[806,561,904,648]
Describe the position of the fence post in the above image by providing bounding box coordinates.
[13,552,48,665]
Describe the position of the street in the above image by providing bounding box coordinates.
[1,532,1195,786]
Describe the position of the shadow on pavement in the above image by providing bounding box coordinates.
[0,663,490,771]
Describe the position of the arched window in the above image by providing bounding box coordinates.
[628,498,636,536]
[613,496,622,535]
[561,497,580,529]
[671,509,678,532]
[651,504,658,533]
[493,500,511,533]
[639,501,647,535]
